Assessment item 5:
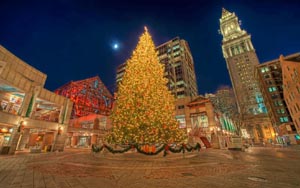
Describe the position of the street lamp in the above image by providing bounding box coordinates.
[17,121,26,132]
[58,126,63,135]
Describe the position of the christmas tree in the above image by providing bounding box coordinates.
[107,27,186,145]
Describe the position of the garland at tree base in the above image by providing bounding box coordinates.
[92,143,201,157]
[135,144,166,155]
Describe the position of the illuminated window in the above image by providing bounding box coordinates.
[173,45,180,50]
[274,101,283,106]
[280,117,289,123]
[173,51,180,57]
[175,115,186,128]
[268,87,277,92]
[277,109,285,114]
[261,67,269,73]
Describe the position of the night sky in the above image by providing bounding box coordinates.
[0,0,299,94]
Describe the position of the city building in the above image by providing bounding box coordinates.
[280,54,300,144]
[116,37,198,98]
[255,54,299,144]
[0,45,73,154]
[175,96,236,148]
[219,8,272,143]
[55,76,114,148]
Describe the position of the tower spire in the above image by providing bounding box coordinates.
[221,7,232,18]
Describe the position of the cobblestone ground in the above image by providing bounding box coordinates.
[1,146,300,188]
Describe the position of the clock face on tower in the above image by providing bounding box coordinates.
[223,23,236,36]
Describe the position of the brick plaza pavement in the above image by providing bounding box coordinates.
[0,146,300,188]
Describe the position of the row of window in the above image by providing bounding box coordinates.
[173,51,181,57]
[261,67,270,73]
[268,86,277,92]
[260,65,278,73]
[230,43,248,56]
[279,116,289,123]
[286,66,299,77]
[274,100,283,106]
[276,108,285,114]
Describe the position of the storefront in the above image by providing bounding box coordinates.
[0,45,73,154]
[65,114,110,148]
[24,129,55,152]
[0,125,14,154]
[66,132,100,148]
[0,90,24,115]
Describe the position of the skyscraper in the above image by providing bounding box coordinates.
[116,37,198,98]
[219,8,271,142]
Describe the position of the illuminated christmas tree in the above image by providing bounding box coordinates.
[107,27,186,144]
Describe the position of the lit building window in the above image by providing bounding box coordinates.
[280,116,289,123]
[276,108,285,114]
[261,67,270,73]
[268,86,277,92]
[175,115,186,128]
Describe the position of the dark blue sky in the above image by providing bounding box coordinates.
[0,0,299,94]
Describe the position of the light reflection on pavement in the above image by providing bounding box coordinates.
[0,146,299,188]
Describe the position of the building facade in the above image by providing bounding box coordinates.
[219,8,271,143]
[0,45,73,154]
[255,54,299,144]
[175,96,237,148]
[280,54,300,143]
[116,37,198,98]
[55,76,114,148]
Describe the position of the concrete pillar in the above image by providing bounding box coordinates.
[8,125,21,154]
[72,136,78,146]
[210,133,220,149]
[206,102,216,128]
[18,128,30,150]
[91,135,97,145]
[53,132,67,152]
[18,93,33,117]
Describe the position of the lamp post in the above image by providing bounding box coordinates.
[275,132,279,144]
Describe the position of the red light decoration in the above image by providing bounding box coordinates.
[55,76,114,119]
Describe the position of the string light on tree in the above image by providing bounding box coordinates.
[106,27,186,145]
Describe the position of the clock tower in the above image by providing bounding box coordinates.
[220,8,271,142]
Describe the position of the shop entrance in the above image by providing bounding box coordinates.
[79,136,89,147]
[0,126,13,154]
